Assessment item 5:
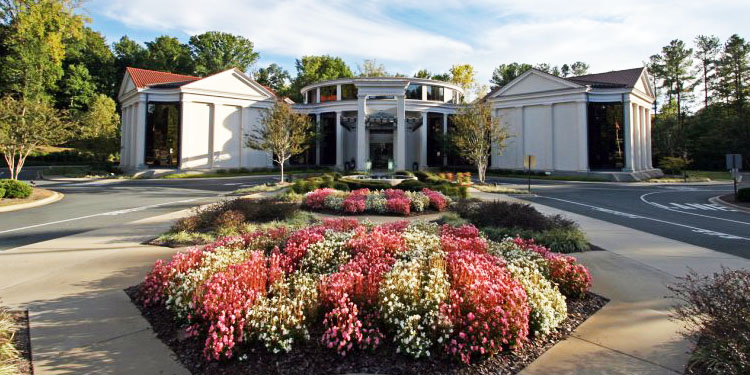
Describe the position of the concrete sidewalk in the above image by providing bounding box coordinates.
[0,210,191,375]
[470,192,750,375]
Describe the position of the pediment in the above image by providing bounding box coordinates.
[490,69,583,98]
[182,68,274,99]
[634,69,655,99]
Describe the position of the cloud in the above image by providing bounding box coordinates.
[93,0,750,89]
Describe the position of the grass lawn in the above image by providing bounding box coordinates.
[685,170,733,180]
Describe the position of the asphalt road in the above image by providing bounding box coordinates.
[2,174,749,260]
[0,175,276,251]
[486,176,750,259]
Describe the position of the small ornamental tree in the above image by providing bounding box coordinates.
[245,101,314,183]
[450,100,510,183]
[0,96,72,180]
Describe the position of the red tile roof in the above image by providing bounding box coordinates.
[126,67,201,88]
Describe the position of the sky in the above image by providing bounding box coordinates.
[86,0,750,89]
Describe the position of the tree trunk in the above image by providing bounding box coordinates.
[280,160,285,184]
[477,159,487,183]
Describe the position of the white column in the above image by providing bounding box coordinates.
[135,100,147,169]
[316,88,320,104]
[336,85,341,101]
[335,111,343,169]
[623,99,635,171]
[421,85,427,101]
[442,113,448,167]
[577,102,588,171]
[119,106,128,169]
[356,95,367,170]
[395,95,406,170]
[549,104,556,170]
[129,106,136,169]
[315,113,321,166]
[632,103,642,171]
[420,112,428,169]
[646,108,653,169]
[210,103,219,169]
[639,106,648,170]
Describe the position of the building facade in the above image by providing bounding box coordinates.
[486,67,659,179]
[294,78,464,171]
[118,66,660,180]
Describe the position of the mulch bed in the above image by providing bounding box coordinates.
[126,285,607,375]
[720,193,750,209]
[9,310,33,375]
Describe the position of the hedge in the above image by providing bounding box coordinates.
[738,187,750,203]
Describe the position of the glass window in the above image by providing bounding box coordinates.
[587,102,625,170]
[341,84,357,100]
[405,83,422,100]
[306,90,317,104]
[426,85,444,101]
[320,85,337,102]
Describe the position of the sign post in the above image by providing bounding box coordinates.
[726,154,742,198]
[524,155,537,193]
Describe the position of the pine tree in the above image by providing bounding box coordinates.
[693,35,721,108]
[717,34,750,106]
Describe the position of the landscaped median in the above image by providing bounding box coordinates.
[0,179,62,212]
[130,217,604,374]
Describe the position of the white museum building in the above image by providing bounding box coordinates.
[118,65,661,180]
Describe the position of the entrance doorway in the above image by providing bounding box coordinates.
[145,102,180,168]
[369,130,393,170]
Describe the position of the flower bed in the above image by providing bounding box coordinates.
[303,188,451,216]
[136,218,594,370]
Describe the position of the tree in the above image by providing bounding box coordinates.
[560,64,570,77]
[245,101,314,183]
[413,69,431,79]
[254,63,290,96]
[0,95,72,179]
[430,73,451,81]
[189,31,259,76]
[59,63,95,112]
[145,35,194,75]
[288,55,354,102]
[63,26,116,97]
[490,63,532,88]
[571,61,589,76]
[659,39,694,153]
[0,0,85,102]
[535,63,552,74]
[77,93,119,160]
[449,64,476,93]
[357,59,388,77]
[693,35,721,108]
[449,100,511,182]
[112,35,147,94]
[717,34,750,105]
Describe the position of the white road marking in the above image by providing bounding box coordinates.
[640,191,750,226]
[223,183,243,186]
[537,196,750,241]
[0,197,208,235]
[670,203,695,210]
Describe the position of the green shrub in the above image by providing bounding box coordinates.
[481,227,589,254]
[738,188,750,203]
[456,199,575,232]
[433,212,468,227]
[393,170,414,177]
[0,179,33,199]
[171,198,299,233]
[0,187,4,199]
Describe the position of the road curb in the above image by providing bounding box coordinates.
[0,190,64,213]
[709,195,750,214]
